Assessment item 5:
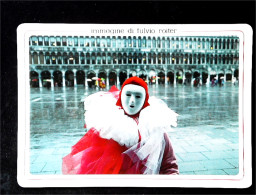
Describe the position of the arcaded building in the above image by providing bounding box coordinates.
[29,35,239,88]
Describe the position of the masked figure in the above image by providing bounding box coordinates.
[62,77,179,174]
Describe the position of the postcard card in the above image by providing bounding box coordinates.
[17,24,252,188]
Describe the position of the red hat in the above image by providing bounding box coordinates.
[116,77,150,111]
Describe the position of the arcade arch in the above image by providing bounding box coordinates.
[148,70,156,84]
[76,70,85,86]
[167,71,174,84]
[41,71,51,88]
[53,71,62,87]
[158,71,165,84]
[65,70,74,87]
[119,71,127,86]
[184,71,192,85]
[109,71,117,86]
[138,70,147,81]
[30,71,39,87]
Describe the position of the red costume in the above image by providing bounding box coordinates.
[62,77,179,174]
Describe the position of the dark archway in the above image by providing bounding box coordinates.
[185,72,192,85]
[202,72,208,84]
[158,72,165,84]
[176,71,183,84]
[53,71,62,87]
[148,70,156,85]
[41,71,51,88]
[30,71,39,88]
[226,73,232,81]
[65,70,74,87]
[119,71,127,86]
[87,72,96,88]
[109,71,117,86]
[167,71,174,84]
[98,71,107,88]
[98,72,107,81]
[234,69,239,79]
[218,73,224,85]
[193,71,200,78]
[77,70,85,86]
[210,75,217,82]
[138,70,147,81]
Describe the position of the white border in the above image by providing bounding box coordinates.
[17,24,252,188]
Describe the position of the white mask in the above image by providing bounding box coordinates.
[121,84,146,115]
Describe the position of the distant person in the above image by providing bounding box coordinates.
[63,77,179,175]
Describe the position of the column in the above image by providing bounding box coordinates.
[50,71,54,88]
[174,70,176,85]
[62,71,66,87]
[31,53,34,65]
[200,70,203,85]
[117,72,120,86]
[191,71,194,85]
[106,70,109,86]
[206,70,210,85]
[73,70,77,87]
[165,70,168,85]
[85,72,88,88]
[182,71,186,84]
[231,70,234,83]
[38,73,42,88]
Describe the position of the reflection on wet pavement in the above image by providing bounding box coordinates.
[30,83,239,175]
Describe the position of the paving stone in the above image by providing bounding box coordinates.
[203,144,232,151]
[42,161,62,173]
[194,169,228,175]
[30,162,46,173]
[224,158,239,168]
[201,151,239,160]
[179,171,195,175]
[177,152,208,162]
[202,159,235,170]
[182,145,209,153]
[178,161,207,172]
[223,168,239,175]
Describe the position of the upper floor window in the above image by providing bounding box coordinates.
[31,36,38,46]
[44,36,49,46]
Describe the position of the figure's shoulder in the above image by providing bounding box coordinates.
[84,87,120,111]
[140,96,179,128]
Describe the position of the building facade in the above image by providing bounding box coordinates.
[29,35,239,88]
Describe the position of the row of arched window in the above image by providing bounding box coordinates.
[30,51,239,66]
[30,36,239,50]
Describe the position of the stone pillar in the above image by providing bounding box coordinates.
[106,70,110,86]
[206,70,210,85]
[231,70,234,83]
[191,71,194,85]
[62,71,66,87]
[174,70,176,85]
[50,71,54,88]
[182,71,186,84]
[156,73,158,86]
[165,70,168,85]
[116,70,120,86]
[38,73,42,88]
[85,73,88,88]
[73,70,77,87]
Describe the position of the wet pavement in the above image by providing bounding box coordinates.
[30,83,239,175]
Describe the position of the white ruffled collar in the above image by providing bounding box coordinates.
[84,92,178,147]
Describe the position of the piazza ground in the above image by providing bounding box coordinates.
[29,83,239,175]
